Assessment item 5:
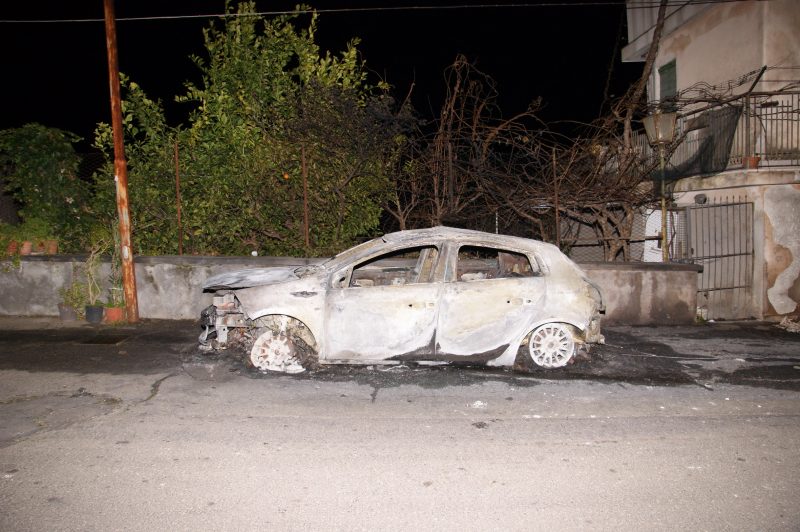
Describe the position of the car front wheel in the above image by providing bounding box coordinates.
[527,323,576,368]
[248,316,318,373]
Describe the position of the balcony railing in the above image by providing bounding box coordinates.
[635,91,800,179]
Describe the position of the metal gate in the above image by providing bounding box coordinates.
[671,197,754,320]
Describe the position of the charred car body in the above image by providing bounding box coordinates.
[199,227,604,373]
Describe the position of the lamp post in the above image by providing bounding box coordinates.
[642,110,677,262]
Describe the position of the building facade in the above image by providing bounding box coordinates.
[622,0,800,320]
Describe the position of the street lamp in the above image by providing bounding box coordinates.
[642,110,677,262]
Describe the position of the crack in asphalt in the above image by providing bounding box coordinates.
[143,373,178,402]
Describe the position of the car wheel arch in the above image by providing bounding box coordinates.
[519,316,587,343]
[247,314,321,372]
[485,317,587,369]
[249,307,322,340]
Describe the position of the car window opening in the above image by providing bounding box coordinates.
[457,245,538,281]
[348,245,440,288]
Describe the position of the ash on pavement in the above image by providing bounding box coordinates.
[1,317,798,390]
[184,321,800,391]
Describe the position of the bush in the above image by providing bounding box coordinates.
[0,123,92,251]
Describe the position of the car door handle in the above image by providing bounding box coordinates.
[407,302,435,309]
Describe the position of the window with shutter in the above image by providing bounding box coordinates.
[659,60,677,111]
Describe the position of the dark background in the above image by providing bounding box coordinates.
[0,1,643,147]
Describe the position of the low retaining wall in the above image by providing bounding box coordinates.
[0,255,701,325]
[0,255,319,321]
[580,262,703,325]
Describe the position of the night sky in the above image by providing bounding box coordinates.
[0,1,642,148]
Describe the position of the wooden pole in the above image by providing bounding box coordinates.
[103,0,139,322]
[552,148,561,249]
[174,140,183,255]
[301,144,310,249]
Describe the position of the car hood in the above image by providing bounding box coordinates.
[203,265,323,290]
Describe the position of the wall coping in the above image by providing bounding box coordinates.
[578,261,703,273]
[15,254,702,272]
[13,254,324,266]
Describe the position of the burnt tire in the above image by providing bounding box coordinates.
[246,316,318,373]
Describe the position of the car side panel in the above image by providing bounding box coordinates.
[323,283,441,361]
[436,276,546,358]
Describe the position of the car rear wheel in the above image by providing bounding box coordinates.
[527,323,576,368]
[248,316,318,373]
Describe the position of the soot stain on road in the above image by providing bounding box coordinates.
[197,346,698,391]
[215,350,545,390]
[3,319,798,390]
[186,322,800,391]
[728,365,800,390]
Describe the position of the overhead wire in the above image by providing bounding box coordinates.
[0,0,748,24]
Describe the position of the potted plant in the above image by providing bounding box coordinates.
[743,155,761,169]
[103,222,126,324]
[15,217,57,255]
[1,222,18,254]
[0,222,23,270]
[58,266,87,321]
[84,236,107,324]
[104,289,126,324]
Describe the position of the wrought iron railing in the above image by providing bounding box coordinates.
[635,91,800,179]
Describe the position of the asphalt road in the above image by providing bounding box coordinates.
[0,318,799,531]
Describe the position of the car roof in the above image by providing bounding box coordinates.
[382,226,557,254]
[325,225,574,273]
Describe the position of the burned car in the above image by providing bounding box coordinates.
[199,226,604,373]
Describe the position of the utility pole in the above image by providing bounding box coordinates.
[103,0,139,322]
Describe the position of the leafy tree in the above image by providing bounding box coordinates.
[93,76,178,253]
[288,80,414,252]
[92,2,407,256]
[0,123,91,250]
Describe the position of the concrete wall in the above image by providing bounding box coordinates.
[0,255,320,321]
[656,1,764,99]
[622,0,707,63]
[581,262,701,326]
[623,1,800,99]
[673,168,800,319]
[764,185,800,316]
[0,255,701,325]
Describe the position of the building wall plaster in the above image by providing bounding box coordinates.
[765,0,800,68]
[764,185,800,315]
[659,1,763,98]
[673,170,800,319]
[627,0,800,100]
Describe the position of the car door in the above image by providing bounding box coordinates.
[436,243,546,358]
[324,245,442,362]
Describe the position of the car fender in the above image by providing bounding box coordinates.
[235,283,326,346]
[487,313,591,368]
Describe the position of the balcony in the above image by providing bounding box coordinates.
[635,91,800,179]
